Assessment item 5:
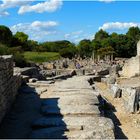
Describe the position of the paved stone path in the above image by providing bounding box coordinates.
[29,76,115,139]
[0,76,115,139]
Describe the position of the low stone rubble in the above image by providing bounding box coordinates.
[90,61,140,114]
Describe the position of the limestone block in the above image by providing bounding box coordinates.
[30,124,114,139]
[121,56,140,78]
[110,84,122,98]
[137,40,140,56]
[107,76,116,84]
[41,104,100,116]
[42,96,99,106]
[121,87,140,113]
[32,116,114,131]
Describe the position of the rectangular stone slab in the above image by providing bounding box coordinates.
[41,105,100,116]
[32,116,114,131]
[29,126,114,139]
[64,129,115,139]
[41,97,99,106]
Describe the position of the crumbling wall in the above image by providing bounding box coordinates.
[0,55,21,123]
[121,41,140,78]
[121,56,140,78]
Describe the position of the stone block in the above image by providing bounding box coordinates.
[107,76,116,84]
[110,84,122,98]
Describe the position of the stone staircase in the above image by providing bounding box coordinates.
[29,76,115,139]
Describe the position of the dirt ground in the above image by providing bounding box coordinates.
[96,82,140,139]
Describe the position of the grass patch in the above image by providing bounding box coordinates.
[24,52,61,63]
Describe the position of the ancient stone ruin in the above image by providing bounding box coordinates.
[0,55,115,139]
[0,52,140,139]
[0,55,21,123]
[121,41,140,78]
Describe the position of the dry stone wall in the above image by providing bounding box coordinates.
[0,55,21,123]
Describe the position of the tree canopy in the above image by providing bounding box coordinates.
[0,25,13,46]
[0,25,140,59]
[78,39,93,58]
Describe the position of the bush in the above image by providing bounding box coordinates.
[8,46,23,54]
[59,46,77,59]
[0,43,10,55]
[13,53,27,67]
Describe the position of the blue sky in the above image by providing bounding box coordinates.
[0,0,140,43]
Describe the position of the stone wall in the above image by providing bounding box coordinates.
[121,56,140,78]
[0,55,21,123]
[121,41,140,78]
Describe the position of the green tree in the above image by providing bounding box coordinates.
[12,32,29,51]
[110,34,132,58]
[78,39,92,58]
[27,40,38,51]
[40,40,73,52]
[0,43,10,55]
[126,27,140,42]
[94,29,109,41]
[0,25,13,46]
[97,46,115,58]
[59,43,77,59]
[126,27,140,56]
[14,32,28,43]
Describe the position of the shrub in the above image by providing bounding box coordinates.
[13,53,27,68]
[59,46,77,59]
[8,46,23,54]
[0,43,10,55]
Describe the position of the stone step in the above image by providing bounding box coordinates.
[44,93,97,99]
[29,126,68,139]
[41,97,99,106]
[64,129,114,139]
[41,105,100,116]
[32,116,114,131]
[30,126,114,139]
[49,89,96,93]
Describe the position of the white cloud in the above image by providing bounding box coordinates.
[99,22,140,31]
[99,0,115,3]
[10,20,59,41]
[31,20,58,28]
[0,11,9,16]
[64,30,83,39]
[0,0,31,9]
[18,0,63,14]
[0,0,32,16]
[64,33,70,38]
[0,0,62,16]
[64,30,94,43]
